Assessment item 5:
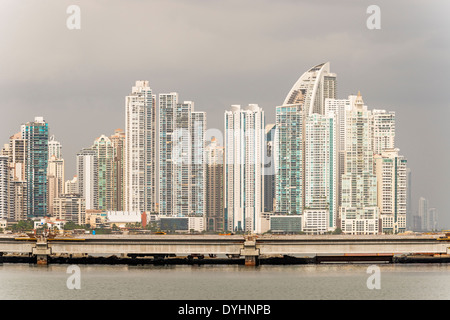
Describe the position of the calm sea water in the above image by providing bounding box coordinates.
[1,263,449,300]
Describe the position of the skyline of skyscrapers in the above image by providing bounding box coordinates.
[0,62,439,233]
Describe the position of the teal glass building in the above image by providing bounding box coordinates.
[21,117,49,218]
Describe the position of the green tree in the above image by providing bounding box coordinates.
[9,219,34,232]
[63,221,86,230]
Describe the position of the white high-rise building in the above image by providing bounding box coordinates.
[77,148,98,211]
[418,197,429,231]
[375,148,407,234]
[340,92,379,235]
[224,104,265,233]
[47,155,65,216]
[406,168,413,230]
[159,92,178,216]
[48,135,62,159]
[190,109,206,217]
[264,124,276,213]
[124,81,156,213]
[65,175,79,195]
[325,97,352,209]
[304,112,338,232]
[159,94,206,218]
[205,137,224,231]
[7,132,27,221]
[427,208,438,231]
[0,156,8,219]
[371,109,395,155]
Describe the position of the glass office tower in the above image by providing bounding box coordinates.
[21,117,49,218]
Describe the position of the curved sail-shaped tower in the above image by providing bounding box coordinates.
[275,63,338,232]
[282,62,337,115]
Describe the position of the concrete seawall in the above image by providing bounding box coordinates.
[2,253,450,265]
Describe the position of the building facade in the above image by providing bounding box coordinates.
[110,129,125,211]
[93,135,115,211]
[374,148,407,234]
[76,148,98,211]
[47,155,65,216]
[21,117,49,218]
[159,95,206,218]
[264,124,276,213]
[53,193,86,225]
[371,109,395,156]
[340,93,380,234]
[275,62,337,231]
[224,104,265,233]
[5,133,28,221]
[275,105,303,216]
[304,112,337,232]
[125,81,156,213]
[0,156,8,220]
[205,137,224,232]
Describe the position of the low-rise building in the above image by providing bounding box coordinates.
[107,211,142,229]
[270,215,302,234]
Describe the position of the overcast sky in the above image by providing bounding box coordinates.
[0,0,449,227]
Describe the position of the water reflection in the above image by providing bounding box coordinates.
[1,263,450,300]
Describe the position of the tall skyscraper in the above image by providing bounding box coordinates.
[159,92,178,216]
[283,62,337,115]
[374,148,407,234]
[224,104,265,233]
[275,105,303,216]
[125,81,156,213]
[264,124,276,213]
[47,155,65,216]
[303,112,337,232]
[205,137,224,232]
[7,132,27,221]
[0,155,8,219]
[189,108,207,218]
[275,62,337,231]
[9,132,27,182]
[325,97,352,210]
[371,109,395,155]
[110,129,125,211]
[93,135,114,211]
[48,135,62,159]
[21,117,49,218]
[406,168,412,230]
[340,93,379,235]
[159,95,206,218]
[77,148,98,211]
[418,197,429,231]
[427,207,438,231]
